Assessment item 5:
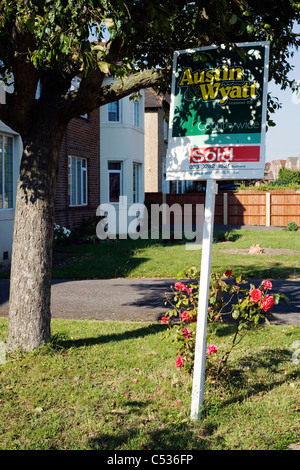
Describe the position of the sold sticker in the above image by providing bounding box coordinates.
[190,146,260,163]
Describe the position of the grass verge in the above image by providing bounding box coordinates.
[48,229,300,280]
[1,229,299,280]
[0,318,299,450]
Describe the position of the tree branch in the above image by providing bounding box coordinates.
[97,68,168,107]
[64,67,168,120]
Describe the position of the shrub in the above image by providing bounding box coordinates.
[283,221,298,232]
[69,216,103,244]
[53,224,71,245]
[163,268,289,378]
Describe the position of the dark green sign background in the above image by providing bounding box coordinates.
[172,45,266,145]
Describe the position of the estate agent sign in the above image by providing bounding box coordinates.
[166,42,269,180]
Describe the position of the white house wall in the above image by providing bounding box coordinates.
[100,82,145,235]
[0,121,22,265]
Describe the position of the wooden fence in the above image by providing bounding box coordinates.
[145,190,300,227]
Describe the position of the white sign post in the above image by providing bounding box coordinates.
[166,42,269,421]
[190,179,217,420]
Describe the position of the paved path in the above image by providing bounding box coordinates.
[0,278,299,325]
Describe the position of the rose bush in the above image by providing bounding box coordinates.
[163,268,289,378]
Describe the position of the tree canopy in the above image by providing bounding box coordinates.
[0,0,300,136]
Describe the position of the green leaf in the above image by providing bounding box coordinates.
[98,61,110,74]
[229,14,238,25]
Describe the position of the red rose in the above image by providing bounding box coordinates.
[175,356,184,368]
[206,344,218,355]
[263,280,273,290]
[181,328,192,339]
[174,282,193,295]
[224,270,232,277]
[250,288,262,303]
[180,311,195,322]
[161,316,170,323]
[174,281,187,291]
[262,294,275,312]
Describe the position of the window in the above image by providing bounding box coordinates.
[133,99,140,127]
[107,101,121,122]
[70,77,88,118]
[68,156,87,206]
[108,161,122,203]
[133,163,141,203]
[164,119,168,141]
[0,135,13,209]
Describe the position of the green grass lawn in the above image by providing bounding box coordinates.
[46,229,300,280]
[0,318,299,450]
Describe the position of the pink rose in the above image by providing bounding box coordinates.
[262,294,275,312]
[224,270,232,277]
[174,281,186,291]
[207,344,218,355]
[263,280,273,290]
[174,282,192,294]
[180,311,195,323]
[175,356,184,368]
[181,328,192,339]
[250,288,262,303]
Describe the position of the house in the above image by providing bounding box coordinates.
[286,156,299,171]
[0,109,100,265]
[263,162,274,182]
[0,121,22,264]
[54,107,100,230]
[0,74,101,265]
[54,76,100,230]
[144,88,206,195]
[269,159,286,180]
[144,88,169,193]
[99,77,145,234]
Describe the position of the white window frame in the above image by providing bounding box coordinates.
[0,134,14,210]
[107,100,121,123]
[133,99,140,127]
[108,161,123,203]
[133,162,141,203]
[68,156,88,206]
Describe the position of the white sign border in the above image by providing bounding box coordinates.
[166,41,270,181]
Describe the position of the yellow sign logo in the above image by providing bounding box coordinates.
[178,66,259,105]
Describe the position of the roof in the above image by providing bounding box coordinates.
[144,88,170,110]
[286,156,299,163]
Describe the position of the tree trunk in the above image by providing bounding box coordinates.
[6,118,66,352]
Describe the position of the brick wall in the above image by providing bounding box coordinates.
[55,109,100,230]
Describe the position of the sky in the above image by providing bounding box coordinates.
[265,24,300,162]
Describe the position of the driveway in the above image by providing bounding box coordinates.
[0,278,299,325]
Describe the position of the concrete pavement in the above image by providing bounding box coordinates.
[0,277,299,325]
